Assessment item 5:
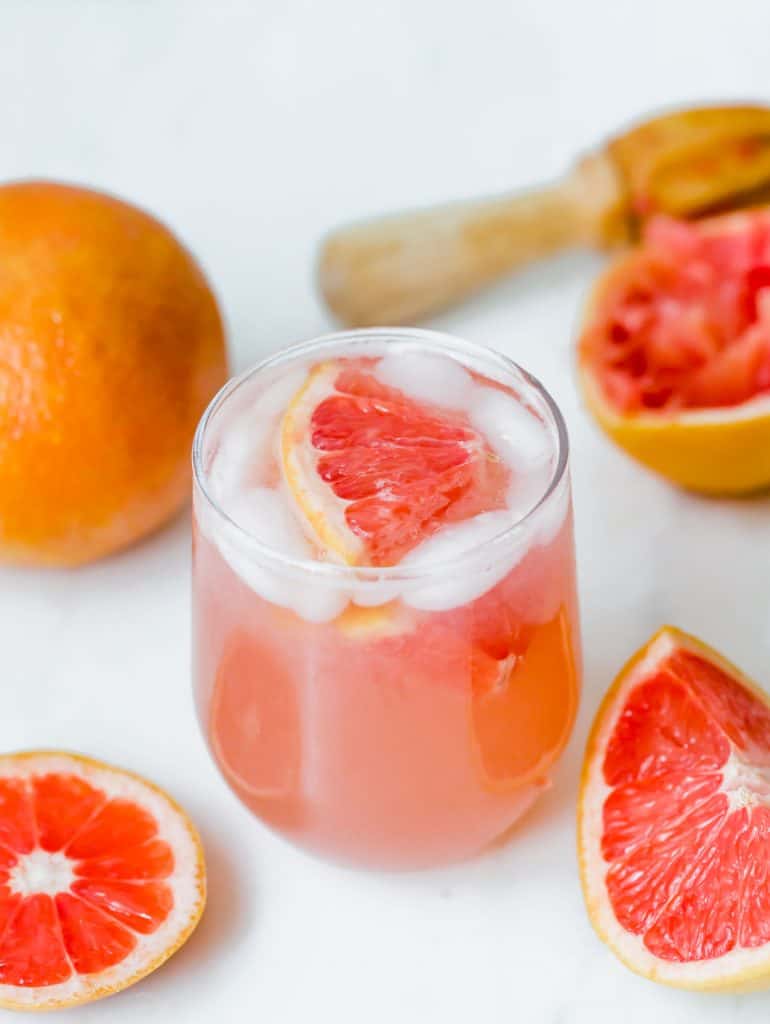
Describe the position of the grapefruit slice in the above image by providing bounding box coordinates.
[471,608,578,790]
[579,626,770,991]
[209,632,303,830]
[280,360,509,566]
[578,210,770,494]
[0,751,204,1010]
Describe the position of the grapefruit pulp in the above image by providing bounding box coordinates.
[0,752,205,1010]
[280,360,509,566]
[578,211,770,493]
[579,626,770,990]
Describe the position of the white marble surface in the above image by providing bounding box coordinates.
[3,1,770,1020]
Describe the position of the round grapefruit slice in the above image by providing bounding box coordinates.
[280,360,509,566]
[578,210,770,494]
[0,751,205,1010]
[579,626,770,991]
[471,608,578,791]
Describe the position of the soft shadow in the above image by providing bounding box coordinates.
[487,760,581,856]
[67,828,254,1019]
[154,827,253,985]
[86,504,192,575]
[430,249,604,332]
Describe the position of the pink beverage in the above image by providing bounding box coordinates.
[192,329,580,869]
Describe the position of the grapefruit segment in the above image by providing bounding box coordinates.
[55,893,137,975]
[66,799,158,859]
[0,894,72,987]
[33,774,106,853]
[281,360,509,566]
[579,627,770,990]
[0,751,205,1011]
[0,779,36,854]
[73,879,174,935]
[74,839,175,881]
[578,210,770,493]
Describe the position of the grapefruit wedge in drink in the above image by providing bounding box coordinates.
[280,358,510,566]
[579,627,770,991]
[193,329,581,868]
[579,210,770,494]
[0,752,204,1010]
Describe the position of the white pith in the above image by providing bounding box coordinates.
[722,756,770,811]
[608,387,770,427]
[0,753,204,1010]
[579,630,770,989]
[8,849,75,898]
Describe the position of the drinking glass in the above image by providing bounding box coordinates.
[192,328,581,869]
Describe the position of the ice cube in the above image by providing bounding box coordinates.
[533,474,570,547]
[209,423,255,501]
[351,577,404,607]
[214,488,351,623]
[291,581,350,623]
[469,387,552,471]
[400,511,531,611]
[374,351,474,409]
[209,365,308,500]
[224,487,313,558]
[505,464,552,525]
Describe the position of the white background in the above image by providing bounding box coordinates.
[3,1,770,1021]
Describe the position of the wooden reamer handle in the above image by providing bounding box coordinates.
[318,153,626,327]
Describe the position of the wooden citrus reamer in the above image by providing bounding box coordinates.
[318,105,770,326]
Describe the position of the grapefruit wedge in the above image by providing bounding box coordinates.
[578,211,770,494]
[0,751,204,1010]
[579,627,770,991]
[280,360,508,566]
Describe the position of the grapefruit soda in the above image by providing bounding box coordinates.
[193,329,580,868]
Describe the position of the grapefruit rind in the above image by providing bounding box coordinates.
[0,751,205,1011]
[578,627,770,992]
[280,361,364,565]
[579,364,770,496]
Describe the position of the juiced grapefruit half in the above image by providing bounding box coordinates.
[280,360,508,566]
[578,211,770,494]
[0,751,205,1010]
[579,627,770,991]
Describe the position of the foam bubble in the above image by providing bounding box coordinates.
[374,351,474,408]
[469,387,551,471]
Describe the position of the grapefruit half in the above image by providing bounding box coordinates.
[0,751,205,1010]
[280,360,508,566]
[579,626,770,991]
[578,211,770,494]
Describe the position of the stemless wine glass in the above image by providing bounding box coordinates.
[192,328,581,869]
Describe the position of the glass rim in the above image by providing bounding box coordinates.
[192,327,570,582]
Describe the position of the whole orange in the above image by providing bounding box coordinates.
[0,181,228,565]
